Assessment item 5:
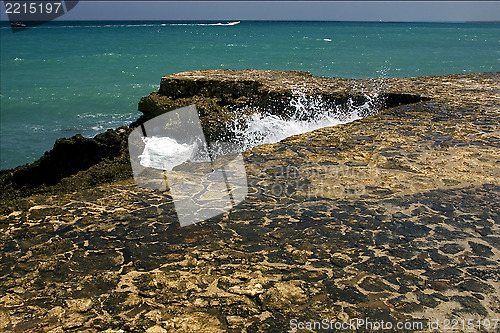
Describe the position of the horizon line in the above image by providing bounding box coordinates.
[2,19,500,23]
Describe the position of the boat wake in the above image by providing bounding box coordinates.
[170,21,241,26]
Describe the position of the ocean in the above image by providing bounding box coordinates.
[1,21,499,170]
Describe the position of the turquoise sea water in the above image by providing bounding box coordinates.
[1,21,499,170]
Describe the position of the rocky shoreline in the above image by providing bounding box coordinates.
[0,70,499,332]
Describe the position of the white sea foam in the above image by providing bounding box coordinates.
[137,90,381,170]
[139,137,198,171]
[232,112,358,151]
[229,90,381,152]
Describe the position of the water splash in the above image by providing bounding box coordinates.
[228,89,383,152]
[137,88,385,170]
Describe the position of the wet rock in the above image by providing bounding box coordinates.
[226,315,246,329]
[0,127,133,211]
[355,256,396,276]
[145,325,168,333]
[468,241,494,257]
[426,281,452,292]
[164,312,223,332]
[440,243,465,254]
[451,295,489,317]
[428,249,452,265]
[458,279,495,293]
[358,277,394,292]
[14,128,131,188]
[400,258,430,270]
[260,281,306,310]
[414,290,440,308]
[323,282,368,305]
[426,267,463,280]
[65,298,93,313]
[387,296,424,313]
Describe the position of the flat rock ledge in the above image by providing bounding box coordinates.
[137,70,426,141]
[0,71,499,332]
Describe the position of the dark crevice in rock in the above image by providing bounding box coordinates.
[382,92,430,107]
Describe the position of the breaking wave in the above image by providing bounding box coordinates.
[228,90,382,152]
[137,89,383,170]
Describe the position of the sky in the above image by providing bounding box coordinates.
[1,1,500,22]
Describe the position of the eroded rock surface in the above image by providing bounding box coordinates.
[0,71,499,332]
[137,70,427,142]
